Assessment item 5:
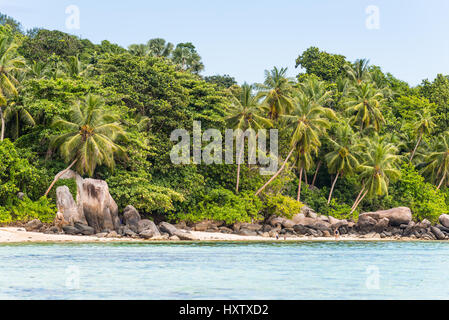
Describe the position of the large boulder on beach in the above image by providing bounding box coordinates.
[356,215,377,233]
[359,207,412,226]
[123,205,141,232]
[159,222,197,241]
[431,226,446,240]
[138,219,160,238]
[56,186,87,225]
[439,214,449,228]
[79,178,120,233]
[25,219,43,232]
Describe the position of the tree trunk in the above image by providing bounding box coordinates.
[297,167,303,202]
[351,185,365,211]
[410,133,423,162]
[311,161,321,187]
[437,173,446,190]
[255,147,295,196]
[0,106,4,142]
[327,171,340,204]
[350,189,369,214]
[235,136,245,194]
[44,159,78,197]
[304,169,308,185]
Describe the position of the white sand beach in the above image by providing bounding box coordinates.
[0,227,415,243]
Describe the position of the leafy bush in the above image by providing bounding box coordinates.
[47,178,78,202]
[175,188,263,224]
[262,194,303,219]
[367,164,448,223]
[0,197,56,224]
[107,170,184,214]
[0,139,48,205]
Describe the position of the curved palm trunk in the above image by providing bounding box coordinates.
[410,133,423,162]
[0,107,4,142]
[437,172,446,190]
[350,189,368,214]
[297,167,303,202]
[235,139,245,193]
[255,147,295,196]
[351,185,365,211]
[327,171,340,204]
[44,159,78,197]
[304,169,308,185]
[311,161,321,187]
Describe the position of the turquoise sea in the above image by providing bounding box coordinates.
[1,241,448,299]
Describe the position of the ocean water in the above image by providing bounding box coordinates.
[0,241,448,300]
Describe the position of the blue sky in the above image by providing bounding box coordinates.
[2,0,449,86]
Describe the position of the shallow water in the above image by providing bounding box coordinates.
[0,241,448,299]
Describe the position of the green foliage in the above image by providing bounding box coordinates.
[262,194,303,219]
[387,164,447,223]
[106,170,184,214]
[295,47,347,82]
[176,188,263,224]
[47,178,77,202]
[7,196,55,223]
[0,139,47,205]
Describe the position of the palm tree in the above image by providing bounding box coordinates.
[227,83,271,193]
[344,83,385,131]
[351,135,400,213]
[409,110,436,162]
[28,60,50,79]
[325,122,359,204]
[255,67,294,120]
[292,144,315,201]
[297,76,333,107]
[345,59,371,85]
[171,43,204,73]
[44,94,127,196]
[421,132,449,190]
[128,43,149,56]
[255,95,335,197]
[63,55,92,78]
[147,38,174,57]
[3,101,35,140]
[0,34,25,141]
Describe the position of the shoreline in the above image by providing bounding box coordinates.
[0,227,443,244]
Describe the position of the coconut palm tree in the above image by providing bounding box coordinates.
[147,38,174,57]
[297,76,333,107]
[3,101,35,140]
[421,132,449,190]
[63,55,92,78]
[255,67,294,120]
[0,34,25,141]
[292,144,316,201]
[44,94,127,196]
[128,43,149,56]
[409,110,436,162]
[255,95,335,197]
[27,60,50,79]
[351,135,401,213]
[344,83,385,132]
[325,122,359,204]
[227,83,271,193]
[345,59,371,85]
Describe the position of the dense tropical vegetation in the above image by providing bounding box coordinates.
[1,13,449,225]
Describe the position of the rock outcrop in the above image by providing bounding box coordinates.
[55,170,120,234]
[56,186,87,225]
[359,207,412,226]
[123,205,141,233]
